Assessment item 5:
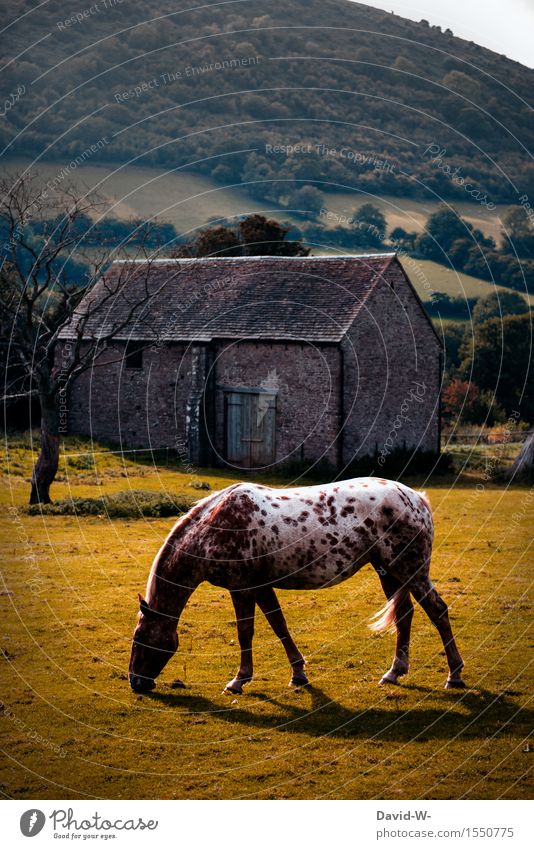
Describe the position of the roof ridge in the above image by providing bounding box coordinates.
[112,253,397,265]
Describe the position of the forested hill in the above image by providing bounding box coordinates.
[2,0,533,205]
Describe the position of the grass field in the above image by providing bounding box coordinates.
[0,436,532,800]
[5,157,526,310]
[399,258,524,303]
[4,159,506,242]
[320,193,506,246]
[2,158,290,239]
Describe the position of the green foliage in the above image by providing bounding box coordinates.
[472,291,529,324]
[442,70,482,100]
[346,448,453,478]
[459,314,534,421]
[392,55,418,74]
[355,203,387,241]
[441,379,506,426]
[441,301,532,426]
[30,214,179,250]
[415,207,534,295]
[297,203,387,250]
[416,207,472,262]
[425,293,478,320]
[173,214,309,257]
[190,225,241,257]
[438,322,466,377]
[300,221,386,251]
[239,215,307,255]
[501,206,534,258]
[390,226,417,251]
[289,185,324,220]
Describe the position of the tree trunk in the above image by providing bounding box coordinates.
[29,394,59,505]
[505,432,534,483]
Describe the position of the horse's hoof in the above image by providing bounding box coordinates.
[379,674,400,685]
[224,676,251,694]
[224,685,243,695]
[445,678,466,689]
[290,673,309,688]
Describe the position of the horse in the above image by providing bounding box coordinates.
[128,478,465,694]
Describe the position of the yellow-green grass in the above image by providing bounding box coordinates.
[324,194,507,246]
[4,158,505,243]
[445,440,527,476]
[2,158,289,237]
[0,437,532,800]
[400,258,534,306]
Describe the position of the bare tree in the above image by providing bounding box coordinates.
[0,171,164,504]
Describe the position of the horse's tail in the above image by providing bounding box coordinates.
[369,587,410,634]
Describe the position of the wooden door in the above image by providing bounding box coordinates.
[224,391,276,467]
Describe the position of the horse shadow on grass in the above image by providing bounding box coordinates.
[147,683,531,743]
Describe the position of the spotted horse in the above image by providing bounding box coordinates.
[129,478,465,694]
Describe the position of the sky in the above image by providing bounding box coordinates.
[351,0,534,68]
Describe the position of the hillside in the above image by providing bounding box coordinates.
[2,0,533,208]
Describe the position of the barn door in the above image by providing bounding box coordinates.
[224,391,276,467]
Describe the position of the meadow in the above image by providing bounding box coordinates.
[3,158,521,307]
[3,158,505,242]
[0,436,532,800]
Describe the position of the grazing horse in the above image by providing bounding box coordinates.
[129,478,465,694]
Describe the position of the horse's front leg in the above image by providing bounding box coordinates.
[256,587,308,687]
[225,589,256,694]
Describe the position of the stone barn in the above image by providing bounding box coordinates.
[61,254,442,471]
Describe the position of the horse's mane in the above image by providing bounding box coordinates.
[145,483,241,600]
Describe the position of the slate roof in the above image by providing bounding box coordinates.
[60,254,399,343]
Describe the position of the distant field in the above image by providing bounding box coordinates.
[4,158,529,306]
[0,435,532,800]
[4,158,507,243]
[2,158,289,238]
[324,194,506,245]
[399,258,531,304]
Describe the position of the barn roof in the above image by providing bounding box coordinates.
[61,253,402,343]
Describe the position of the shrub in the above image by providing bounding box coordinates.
[27,489,196,518]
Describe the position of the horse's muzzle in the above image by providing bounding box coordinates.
[129,673,156,693]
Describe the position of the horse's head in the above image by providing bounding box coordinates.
[128,594,178,693]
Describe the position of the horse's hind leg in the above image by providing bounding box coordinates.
[410,577,465,689]
[256,587,308,687]
[225,590,256,694]
[372,565,414,685]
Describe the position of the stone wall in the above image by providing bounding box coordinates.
[211,340,342,468]
[341,261,441,464]
[65,341,196,456]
